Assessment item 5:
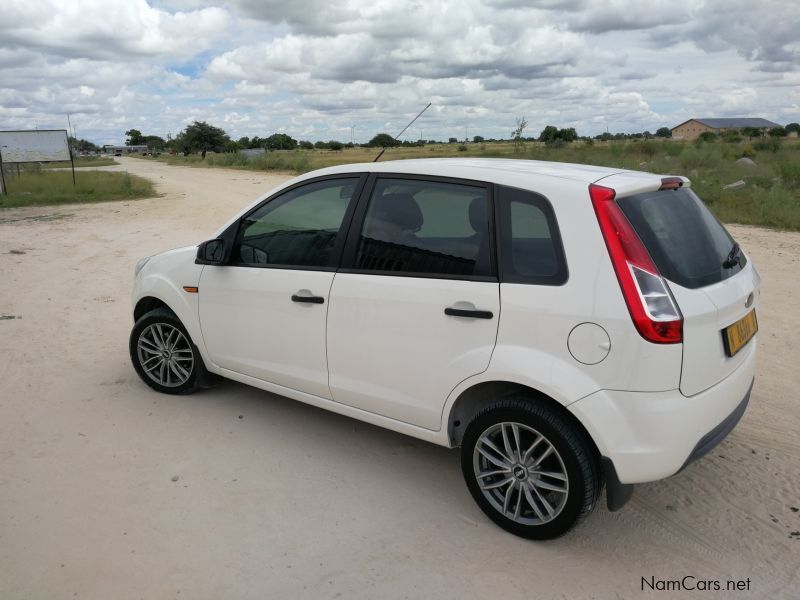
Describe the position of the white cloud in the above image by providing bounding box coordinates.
[0,0,797,144]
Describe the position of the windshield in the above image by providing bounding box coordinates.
[616,187,746,289]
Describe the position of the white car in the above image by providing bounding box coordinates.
[130,158,759,539]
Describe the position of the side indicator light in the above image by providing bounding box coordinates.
[183,286,199,294]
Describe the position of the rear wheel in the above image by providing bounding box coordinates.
[129,308,210,394]
[461,396,600,539]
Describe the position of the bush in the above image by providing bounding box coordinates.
[662,142,684,157]
[768,127,787,138]
[722,131,742,143]
[640,140,658,158]
[754,137,781,153]
[778,161,800,188]
[457,144,468,152]
[696,131,718,144]
[739,146,756,159]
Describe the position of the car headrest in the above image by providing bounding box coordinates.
[469,196,487,234]
[372,193,423,232]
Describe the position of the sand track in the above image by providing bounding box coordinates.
[1,157,798,599]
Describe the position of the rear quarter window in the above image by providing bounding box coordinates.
[496,185,567,285]
[616,187,745,289]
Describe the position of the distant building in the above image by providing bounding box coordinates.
[671,118,781,141]
[239,148,266,158]
[102,144,148,155]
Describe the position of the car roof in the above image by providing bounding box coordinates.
[309,157,636,185]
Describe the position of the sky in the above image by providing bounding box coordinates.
[0,0,798,145]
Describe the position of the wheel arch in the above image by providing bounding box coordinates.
[446,380,601,464]
[133,296,172,322]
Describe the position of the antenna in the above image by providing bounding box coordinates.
[374,102,432,162]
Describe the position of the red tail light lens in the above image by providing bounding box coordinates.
[589,184,682,344]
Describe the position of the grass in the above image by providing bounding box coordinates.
[42,156,118,168]
[0,169,155,208]
[136,138,800,230]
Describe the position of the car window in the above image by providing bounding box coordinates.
[233,178,359,268]
[616,187,744,289]
[354,178,493,278]
[496,185,567,285]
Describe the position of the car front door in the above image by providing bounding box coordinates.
[326,176,500,430]
[198,175,364,399]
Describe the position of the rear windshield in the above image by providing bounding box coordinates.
[616,187,745,289]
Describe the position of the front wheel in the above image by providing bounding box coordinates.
[129,308,208,394]
[461,397,601,539]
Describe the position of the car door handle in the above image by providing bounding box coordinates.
[291,294,325,304]
[444,307,494,319]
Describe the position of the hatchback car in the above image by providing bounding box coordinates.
[130,158,759,539]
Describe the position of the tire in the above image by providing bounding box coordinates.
[129,307,212,395]
[461,396,601,540]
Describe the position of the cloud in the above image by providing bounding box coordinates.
[0,0,796,144]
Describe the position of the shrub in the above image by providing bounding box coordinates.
[640,140,658,158]
[457,144,468,152]
[722,131,742,143]
[754,137,781,153]
[662,142,684,157]
[696,131,718,144]
[778,161,800,188]
[739,146,756,159]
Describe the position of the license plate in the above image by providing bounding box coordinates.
[722,309,758,357]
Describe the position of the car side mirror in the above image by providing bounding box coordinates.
[196,239,226,265]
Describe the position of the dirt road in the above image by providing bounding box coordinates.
[1,157,798,599]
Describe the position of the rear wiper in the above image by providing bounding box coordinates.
[722,242,741,269]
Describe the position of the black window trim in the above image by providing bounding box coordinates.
[493,183,569,286]
[338,173,499,282]
[220,173,369,272]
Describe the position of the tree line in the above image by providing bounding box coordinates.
[119,120,800,156]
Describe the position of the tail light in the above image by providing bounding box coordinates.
[589,184,682,343]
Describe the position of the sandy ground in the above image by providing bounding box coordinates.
[1,157,799,599]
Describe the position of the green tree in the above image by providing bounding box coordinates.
[327,140,344,151]
[179,121,230,158]
[655,127,672,138]
[143,135,166,151]
[298,140,314,150]
[557,127,577,142]
[786,123,800,133]
[768,126,787,138]
[368,133,401,148]
[472,135,484,143]
[265,133,298,150]
[539,125,558,143]
[448,137,458,144]
[125,129,145,146]
[69,137,99,152]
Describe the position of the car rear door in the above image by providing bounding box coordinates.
[325,175,499,430]
[615,185,760,396]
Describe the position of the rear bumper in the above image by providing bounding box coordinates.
[678,380,752,472]
[568,341,756,486]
